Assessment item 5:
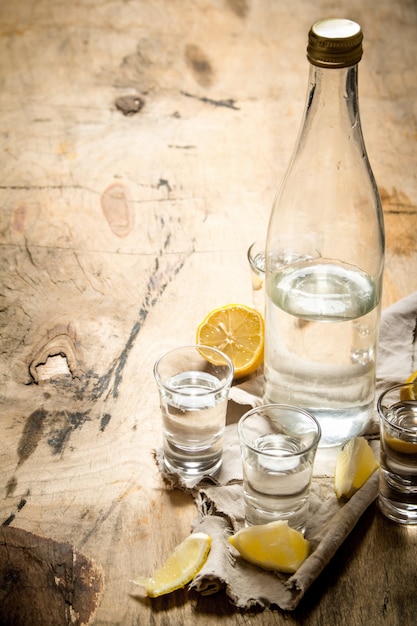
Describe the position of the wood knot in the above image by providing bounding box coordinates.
[27,323,84,384]
[185,44,214,87]
[114,94,145,116]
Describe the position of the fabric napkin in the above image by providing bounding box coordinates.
[155,291,417,610]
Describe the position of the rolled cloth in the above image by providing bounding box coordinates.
[155,292,417,610]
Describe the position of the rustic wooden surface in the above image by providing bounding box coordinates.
[1,0,416,624]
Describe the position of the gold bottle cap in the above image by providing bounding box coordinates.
[307,18,363,68]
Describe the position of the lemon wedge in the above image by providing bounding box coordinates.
[400,370,417,401]
[384,434,417,455]
[334,436,379,499]
[196,304,264,379]
[228,520,310,574]
[132,532,211,597]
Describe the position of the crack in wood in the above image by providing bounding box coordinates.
[92,251,189,400]
[1,492,29,526]
[180,90,240,110]
[168,144,197,149]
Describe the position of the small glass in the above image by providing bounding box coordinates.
[238,404,321,532]
[377,382,417,525]
[154,345,234,480]
[247,241,265,312]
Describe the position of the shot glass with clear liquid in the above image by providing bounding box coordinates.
[377,382,417,525]
[238,404,321,532]
[154,345,234,480]
[247,241,265,313]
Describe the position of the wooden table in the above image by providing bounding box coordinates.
[1,0,416,624]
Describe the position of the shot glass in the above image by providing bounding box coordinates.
[238,404,321,532]
[154,345,234,480]
[247,241,265,313]
[377,382,417,525]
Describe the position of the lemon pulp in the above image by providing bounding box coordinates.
[196,303,264,379]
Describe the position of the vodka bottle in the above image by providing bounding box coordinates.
[264,19,385,447]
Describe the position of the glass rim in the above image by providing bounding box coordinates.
[377,382,417,436]
[247,240,265,274]
[237,403,321,457]
[153,344,234,395]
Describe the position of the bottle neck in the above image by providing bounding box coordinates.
[302,63,361,137]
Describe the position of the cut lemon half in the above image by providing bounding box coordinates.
[400,370,417,401]
[228,520,310,574]
[196,304,264,379]
[132,532,211,597]
[334,436,379,499]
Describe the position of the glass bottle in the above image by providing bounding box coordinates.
[264,18,385,447]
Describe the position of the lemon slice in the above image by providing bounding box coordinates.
[334,436,379,499]
[196,304,264,379]
[132,532,211,597]
[384,434,417,455]
[400,370,417,401]
[228,520,310,574]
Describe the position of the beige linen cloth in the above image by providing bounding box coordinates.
[155,292,417,610]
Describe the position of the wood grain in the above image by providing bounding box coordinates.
[1,0,416,624]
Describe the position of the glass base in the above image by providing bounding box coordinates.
[378,494,417,525]
[163,453,222,480]
[243,498,308,533]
